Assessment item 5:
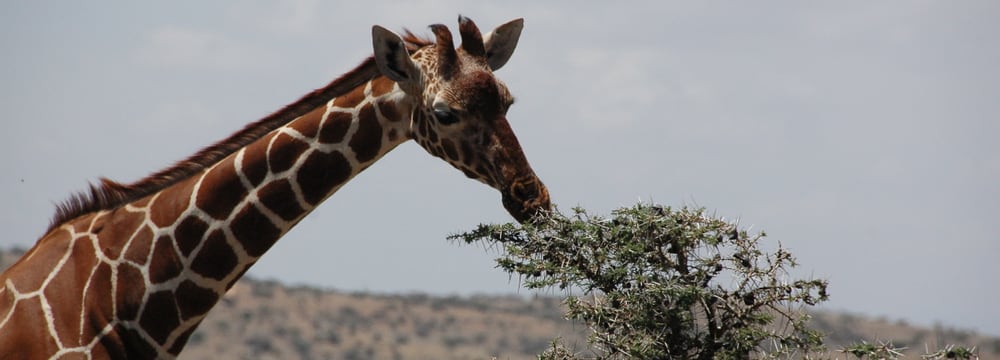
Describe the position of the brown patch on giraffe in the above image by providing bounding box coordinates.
[80,261,114,340]
[231,205,282,258]
[115,262,145,321]
[258,179,306,222]
[387,128,400,142]
[139,290,181,345]
[174,216,208,257]
[175,280,218,320]
[195,156,248,220]
[0,297,59,357]
[297,150,352,206]
[43,237,99,347]
[122,226,154,265]
[332,88,366,108]
[370,76,396,97]
[190,230,239,280]
[349,104,383,163]
[286,105,325,139]
[376,98,403,123]
[96,207,145,260]
[148,237,183,284]
[5,230,72,291]
[239,140,269,187]
[319,111,352,144]
[267,132,310,174]
[83,262,116,314]
[149,179,194,228]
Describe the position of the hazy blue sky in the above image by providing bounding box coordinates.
[2,2,998,335]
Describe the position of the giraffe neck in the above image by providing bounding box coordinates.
[0,76,415,358]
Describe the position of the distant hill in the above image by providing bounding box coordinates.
[2,247,996,359]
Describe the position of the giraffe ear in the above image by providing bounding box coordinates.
[483,18,524,71]
[372,25,420,83]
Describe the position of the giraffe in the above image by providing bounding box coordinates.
[0,16,549,359]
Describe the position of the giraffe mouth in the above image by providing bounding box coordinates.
[501,177,551,223]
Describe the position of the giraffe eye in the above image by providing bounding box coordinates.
[433,108,459,125]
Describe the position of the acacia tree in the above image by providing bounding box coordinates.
[451,204,829,359]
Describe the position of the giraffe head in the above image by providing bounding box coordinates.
[372,17,550,222]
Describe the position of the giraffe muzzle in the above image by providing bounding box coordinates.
[501,177,551,223]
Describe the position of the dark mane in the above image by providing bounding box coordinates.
[48,57,388,232]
